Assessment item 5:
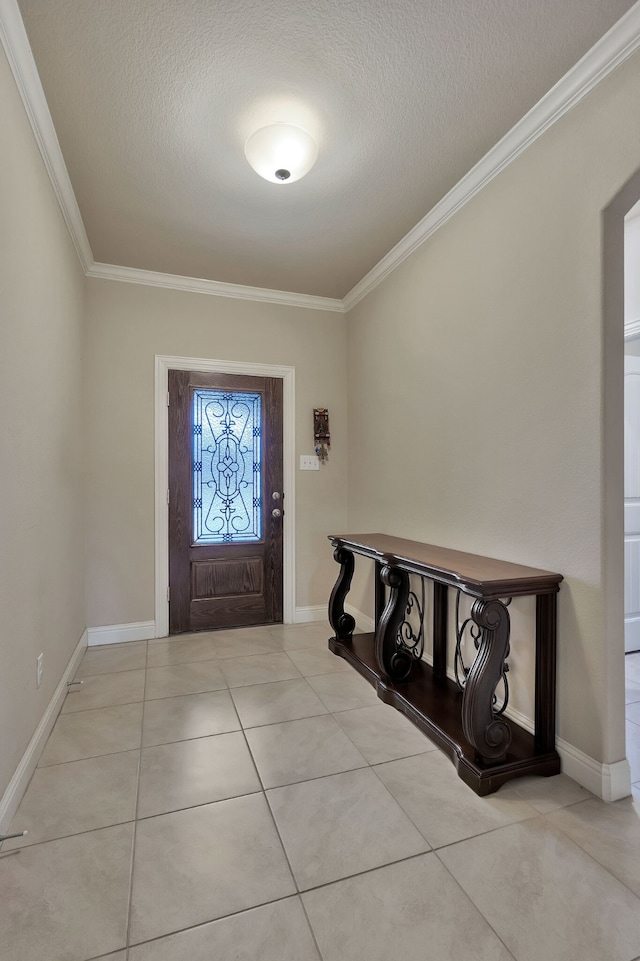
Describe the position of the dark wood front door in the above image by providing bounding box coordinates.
[168,369,283,634]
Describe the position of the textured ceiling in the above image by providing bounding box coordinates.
[17,0,635,298]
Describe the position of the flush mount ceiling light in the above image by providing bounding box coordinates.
[244,123,318,184]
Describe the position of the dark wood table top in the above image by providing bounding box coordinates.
[329,533,563,598]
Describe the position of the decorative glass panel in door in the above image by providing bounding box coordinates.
[193,389,262,544]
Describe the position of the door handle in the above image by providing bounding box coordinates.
[272,508,282,519]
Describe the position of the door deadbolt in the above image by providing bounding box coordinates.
[272,491,281,500]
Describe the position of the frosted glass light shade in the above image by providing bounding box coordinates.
[244,124,318,184]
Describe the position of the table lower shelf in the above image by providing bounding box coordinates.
[329,632,560,796]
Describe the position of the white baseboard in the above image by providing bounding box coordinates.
[87,620,156,647]
[625,615,640,653]
[557,737,632,801]
[0,629,88,835]
[294,605,327,624]
[345,604,376,633]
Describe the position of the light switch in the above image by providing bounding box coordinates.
[300,454,320,470]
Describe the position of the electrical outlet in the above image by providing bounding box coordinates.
[300,455,320,471]
[36,653,44,688]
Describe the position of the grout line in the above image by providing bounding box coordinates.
[124,892,311,953]
[0,816,138,853]
[433,848,518,960]
[297,896,326,961]
[134,789,265,824]
[296,849,432,896]
[537,804,640,904]
[123,654,148,952]
[234,715,309,942]
[37,741,142,768]
[141,729,242,750]
[60,696,145,715]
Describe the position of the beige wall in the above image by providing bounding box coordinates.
[84,279,347,628]
[0,47,86,797]
[346,51,640,766]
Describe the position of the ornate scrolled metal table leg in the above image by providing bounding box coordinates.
[328,547,356,639]
[462,598,512,764]
[375,565,413,682]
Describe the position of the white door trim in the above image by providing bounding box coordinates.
[155,355,296,638]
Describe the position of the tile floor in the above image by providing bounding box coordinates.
[2,627,640,961]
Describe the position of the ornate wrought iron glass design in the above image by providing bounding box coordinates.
[454,589,510,715]
[192,389,262,544]
[396,576,426,660]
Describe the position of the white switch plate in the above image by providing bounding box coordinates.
[300,455,320,471]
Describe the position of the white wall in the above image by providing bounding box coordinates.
[84,279,347,630]
[626,212,640,325]
[0,45,86,800]
[346,49,640,770]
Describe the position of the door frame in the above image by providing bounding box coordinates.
[155,354,295,638]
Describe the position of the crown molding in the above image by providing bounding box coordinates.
[87,262,345,312]
[342,3,640,311]
[3,0,640,313]
[0,0,93,271]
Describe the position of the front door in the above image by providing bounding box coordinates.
[168,369,283,634]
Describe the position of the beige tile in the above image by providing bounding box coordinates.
[4,750,139,848]
[268,767,429,889]
[130,794,295,944]
[129,897,321,961]
[273,622,332,649]
[76,641,147,676]
[627,700,640,725]
[146,635,221,667]
[219,651,301,688]
[285,645,352,676]
[95,954,127,960]
[145,660,226,700]
[627,653,640,684]
[0,824,133,961]
[62,669,146,713]
[497,771,593,813]
[194,627,285,659]
[306,671,378,712]
[546,792,640,896]
[245,714,368,789]
[231,677,329,728]
[439,818,640,961]
[39,702,143,766]
[142,689,240,746]
[138,731,261,817]
[626,678,640,704]
[302,853,515,961]
[335,702,437,763]
[374,751,537,848]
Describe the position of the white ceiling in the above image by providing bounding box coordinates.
[13,0,637,299]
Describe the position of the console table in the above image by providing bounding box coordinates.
[328,533,563,796]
